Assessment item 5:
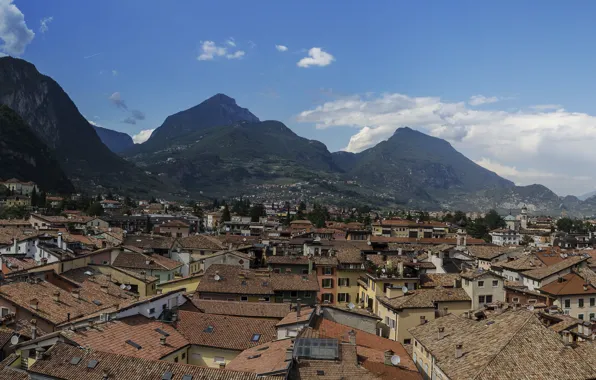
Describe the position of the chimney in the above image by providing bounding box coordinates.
[562,330,572,346]
[100,285,109,294]
[12,238,17,254]
[57,232,63,249]
[106,273,112,283]
[584,282,589,291]
[438,327,445,340]
[103,370,109,380]
[35,347,45,360]
[160,336,167,346]
[455,344,463,359]
[72,289,80,300]
[384,350,394,365]
[31,319,37,339]
[296,299,301,319]
[53,291,60,303]
[219,363,226,369]
[285,346,294,361]
[419,315,426,325]
[30,299,39,311]
[348,330,356,345]
[398,248,403,256]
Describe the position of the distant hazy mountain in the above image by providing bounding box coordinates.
[93,125,134,153]
[0,57,168,194]
[579,190,596,201]
[0,105,74,193]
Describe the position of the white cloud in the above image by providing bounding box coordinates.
[297,92,596,195]
[530,104,563,111]
[226,38,235,47]
[198,40,245,61]
[88,120,101,128]
[84,52,102,59]
[275,44,288,52]
[108,92,127,109]
[297,47,334,68]
[248,40,256,48]
[39,16,53,33]
[0,0,35,56]
[226,50,245,59]
[112,69,118,76]
[132,129,154,144]
[469,95,499,106]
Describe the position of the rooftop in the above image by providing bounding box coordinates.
[539,272,596,296]
[113,251,183,271]
[276,307,315,327]
[466,246,523,260]
[378,288,470,310]
[188,299,291,319]
[226,338,293,376]
[420,273,460,288]
[522,255,588,280]
[176,310,277,351]
[175,235,226,250]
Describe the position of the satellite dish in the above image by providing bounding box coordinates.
[390,355,401,366]
[120,284,126,289]
[126,285,132,291]
[214,274,221,281]
[381,268,386,273]
[84,271,93,276]
[347,303,355,310]
[402,286,408,294]
[10,335,19,345]
[528,305,534,311]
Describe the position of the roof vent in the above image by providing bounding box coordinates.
[162,372,173,380]
[316,370,325,376]
[155,328,170,337]
[87,359,99,369]
[70,357,82,365]
[182,376,193,380]
[126,340,142,350]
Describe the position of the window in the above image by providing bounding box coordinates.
[372,281,376,291]
[465,279,469,286]
[478,281,484,288]
[338,293,350,303]
[149,308,155,314]
[479,295,485,304]
[290,291,298,298]
[304,292,311,298]
[486,295,493,303]
[590,313,595,321]
[322,279,333,288]
[512,297,519,303]
[214,357,225,364]
[579,314,584,320]
[492,280,499,287]
[565,299,571,308]
[404,339,411,344]
[273,268,281,274]
[338,278,350,287]
[262,296,270,302]
[251,334,261,342]
[591,298,595,307]
[579,298,584,308]
[323,267,333,275]
[181,353,186,360]
[322,293,333,303]
[240,296,248,302]
[174,357,179,363]
[0,307,9,317]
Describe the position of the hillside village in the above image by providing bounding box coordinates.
[0,179,593,379]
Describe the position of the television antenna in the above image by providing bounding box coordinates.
[390,355,401,366]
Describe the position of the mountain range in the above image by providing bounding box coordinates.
[2,57,596,215]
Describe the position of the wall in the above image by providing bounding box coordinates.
[188,345,240,368]
[116,291,186,319]
[322,307,379,335]
[203,253,250,273]
[463,275,505,310]
[523,268,572,291]
[316,265,337,305]
[0,297,55,332]
[554,294,596,321]
[160,346,189,364]
[277,321,310,339]
[92,265,156,297]
[269,263,308,275]
[396,308,436,344]
[411,338,433,378]
[336,269,362,306]
[157,275,202,294]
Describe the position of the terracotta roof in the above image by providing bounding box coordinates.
[176,311,277,351]
[374,219,446,228]
[160,220,190,228]
[492,253,546,271]
[267,255,310,265]
[60,266,135,300]
[276,307,314,327]
[190,299,291,319]
[198,265,319,295]
[460,268,502,280]
[574,340,596,370]
[547,314,583,333]
[109,266,159,283]
[113,251,182,271]
[334,242,364,264]
[177,235,226,250]
[0,279,125,326]
[191,250,251,263]
[0,228,38,245]
[313,318,419,374]
[226,338,293,376]
[311,256,339,266]
[28,342,284,380]
[62,315,189,360]
[466,246,522,260]
[290,220,313,225]
[539,272,596,296]
[408,310,596,380]
[122,235,175,250]
[0,219,28,226]
[523,255,588,280]
[378,288,470,310]
[2,256,37,272]
[420,273,460,288]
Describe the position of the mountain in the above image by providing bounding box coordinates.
[579,190,596,201]
[333,127,515,206]
[0,57,167,195]
[93,125,134,153]
[137,93,260,153]
[0,105,74,193]
[127,120,341,193]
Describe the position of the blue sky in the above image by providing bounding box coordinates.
[4,0,596,196]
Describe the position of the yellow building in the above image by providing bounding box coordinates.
[5,195,31,208]
[358,264,420,314]
[376,287,471,344]
[91,265,158,297]
[157,273,203,294]
[372,219,448,239]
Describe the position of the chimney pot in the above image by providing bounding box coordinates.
[35,347,45,360]
[348,330,357,345]
[219,363,226,369]
[419,315,426,325]
[160,336,166,346]
[103,370,109,379]
[30,299,39,311]
[101,285,109,294]
[455,343,463,359]
[383,349,394,365]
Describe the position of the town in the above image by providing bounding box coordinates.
[0,177,593,379]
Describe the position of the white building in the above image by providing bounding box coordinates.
[489,229,520,246]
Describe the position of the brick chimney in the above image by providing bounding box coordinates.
[52,291,60,303]
[31,318,38,339]
[160,336,167,346]
[100,285,109,294]
[455,344,463,359]
[72,289,80,300]
[30,298,39,311]
[348,330,356,345]
[383,350,394,365]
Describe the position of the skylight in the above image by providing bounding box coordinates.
[248,354,262,359]
[251,333,261,342]
[87,360,98,369]
[70,357,81,365]
[204,325,214,333]
[93,300,102,306]
[182,376,193,380]
[155,328,170,337]
[162,372,173,380]
[126,339,142,350]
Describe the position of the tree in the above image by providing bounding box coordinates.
[307,203,329,228]
[556,217,574,233]
[222,205,231,222]
[38,191,47,208]
[466,219,489,241]
[299,201,306,212]
[406,212,413,221]
[30,188,38,208]
[484,209,505,231]
[250,203,266,222]
[87,202,104,216]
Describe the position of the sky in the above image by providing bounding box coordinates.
[3,1,596,196]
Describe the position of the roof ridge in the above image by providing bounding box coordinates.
[470,312,536,380]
